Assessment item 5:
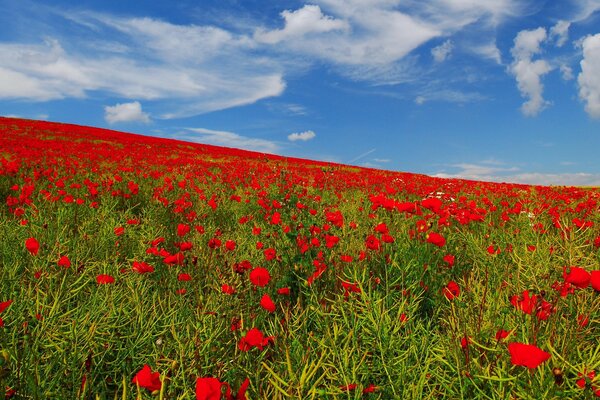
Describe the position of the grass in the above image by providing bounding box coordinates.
[0,117,599,399]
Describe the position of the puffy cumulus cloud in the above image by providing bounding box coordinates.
[509,27,553,116]
[182,128,279,154]
[254,5,349,44]
[104,101,150,124]
[549,20,570,47]
[431,40,453,62]
[578,33,600,118]
[0,15,285,118]
[287,130,316,141]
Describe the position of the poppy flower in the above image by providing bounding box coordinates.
[442,254,455,267]
[0,300,13,313]
[225,240,236,251]
[508,342,551,368]
[510,290,536,314]
[442,281,460,300]
[178,273,192,281]
[132,261,154,274]
[260,294,276,313]
[495,329,510,341]
[25,237,39,255]
[96,274,115,285]
[564,266,591,289]
[177,223,190,237]
[132,364,161,392]
[249,267,270,287]
[264,248,276,261]
[426,232,446,247]
[238,327,274,351]
[591,271,600,292]
[365,235,380,251]
[277,287,290,295]
[114,226,124,236]
[58,255,71,268]
[221,284,236,294]
[195,377,222,400]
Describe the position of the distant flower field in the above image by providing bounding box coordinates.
[0,117,599,399]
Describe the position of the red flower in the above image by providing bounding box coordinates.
[177,223,190,237]
[25,237,39,256]
[564,266,591,289]
[222,284,236,294]
[277,287,290,295]
[0,300,13,313]
[225,240,236,251]
[58,255,71,268]
[442,281,460,300]
[443,254,455,267]
[591,271,600,292]
[195,377,222,400]
[260,294,276,313]
[264,248,277,261]
[495,329,510,341]
[426,232,446,247]
[238,327,274,351]
[365,235,380,251]
[96,274,115,285]
[132,364,161,392]
[114,226,124,236]
[510,290,536,314]
[178,273,192,281]
[508,342,551,369]
[249,267,270,287]
[132,261,154,274]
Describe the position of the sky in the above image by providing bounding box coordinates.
[1,0,600,186]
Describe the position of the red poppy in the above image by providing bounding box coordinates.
[365,235,380,251]
[277,287,290,295]
[96,274,115,285]
[426,232,446,247]
[495,329,510,341]
[25,237,39,256]
[443,254,455,267]
[260,294,276,313]
[238,327,274,351]
[508,342,551,369]
[177,223,190,237]
[58,255,71,268]
[249,267,270,287]
[442,281,460,300]
[178,273,192,281]
[195,377,222,400]
[221,284,236,294]
[114,226,124,236]
[264,248,276,261]
[510,290,536,314]
[132,364,161,392]
[225,240,236,251]
[0,300,13,313]
[132,261,154,274]
[591,271,600,292]
[563,266,591,289]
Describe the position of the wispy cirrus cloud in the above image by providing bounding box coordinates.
[179,128,280,154]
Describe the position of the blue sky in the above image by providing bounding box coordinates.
[1,0,600,186]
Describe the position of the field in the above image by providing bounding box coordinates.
[0,116,599,399]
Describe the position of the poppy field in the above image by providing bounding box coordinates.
[0,116,599,399]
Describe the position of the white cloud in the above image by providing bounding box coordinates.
[470,42,502,64]
[572,0,600,21]
[509,27,553,116]
[0,16,285,118]
[287,130,316,141]
[560,64,574,80]
[104,101,150,124]
[578,33,600,118]
[431,40,453,62]
[182,128,279,154]
[255,5,349,44]
[433,163,600,186]
[550,20,570,47]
